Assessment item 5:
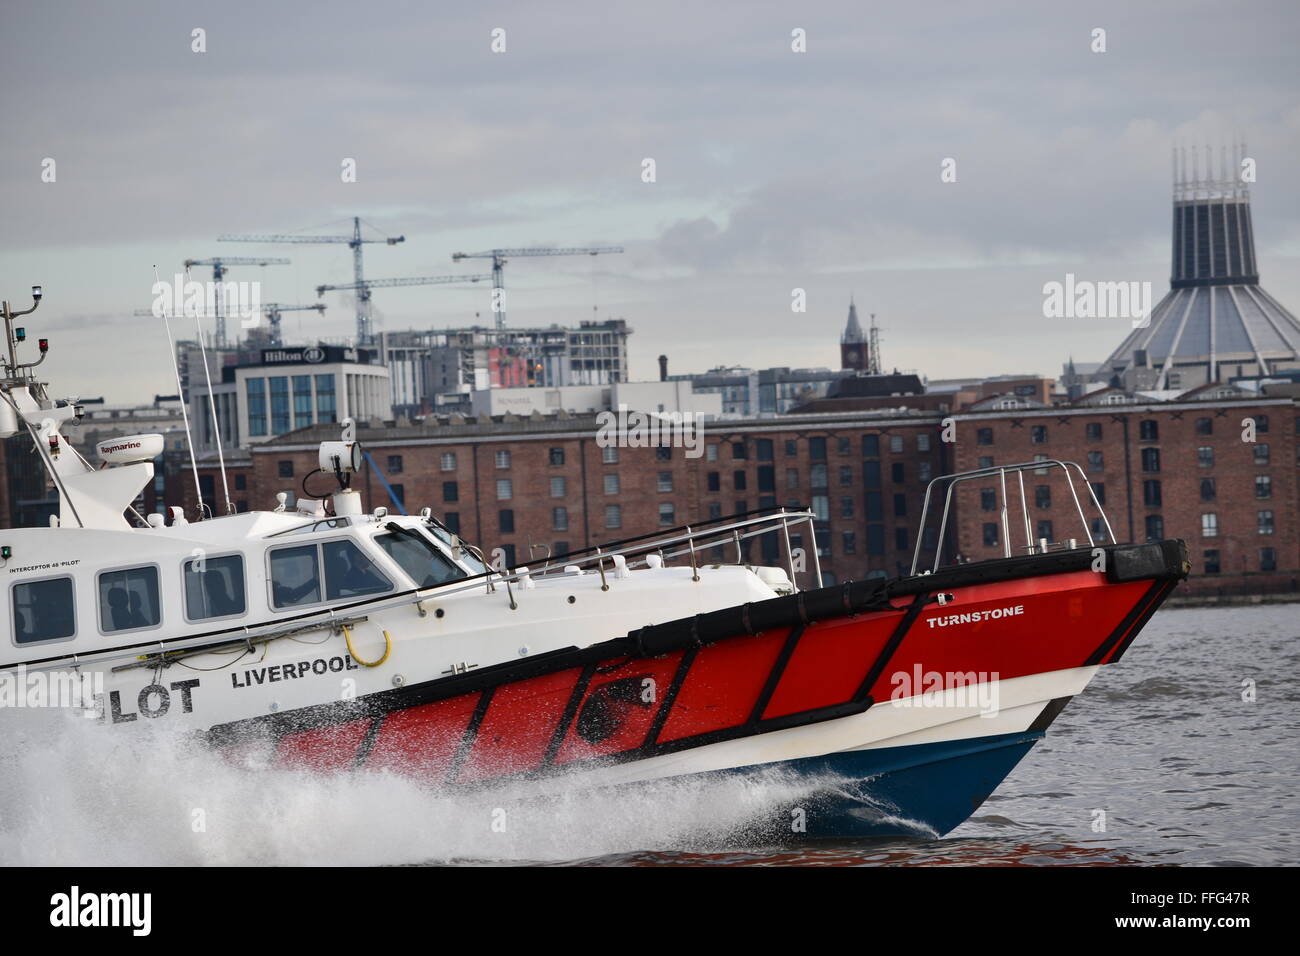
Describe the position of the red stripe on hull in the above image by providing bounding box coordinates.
[365,693,482,780]
[552,652,685,765]
[762,611,901,718]
[455,669,582,783]
[656,631,787,743]
[275,718,372,772]
[865,572,1147,701]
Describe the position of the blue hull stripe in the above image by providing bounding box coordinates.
[713,730,1046,840]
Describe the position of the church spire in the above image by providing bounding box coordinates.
[842,297,865,344]
[840,297,868,371]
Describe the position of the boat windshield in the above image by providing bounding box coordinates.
[376,531,469,588]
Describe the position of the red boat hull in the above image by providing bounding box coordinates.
[210,540,1188,819]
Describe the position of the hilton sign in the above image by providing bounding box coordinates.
[260,346,358,366]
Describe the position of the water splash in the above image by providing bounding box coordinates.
[0,708,839,866]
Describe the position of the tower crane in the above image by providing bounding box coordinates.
[314,274,492,336]
[181,257,290,349]
[449,246,624,330]
[218,217,405,346]
[259,303,327,347]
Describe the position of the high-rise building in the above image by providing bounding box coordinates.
[376,318,632,414]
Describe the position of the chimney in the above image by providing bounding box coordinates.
[658,354,668,381]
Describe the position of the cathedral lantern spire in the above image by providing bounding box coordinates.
[1098,141,1300,391]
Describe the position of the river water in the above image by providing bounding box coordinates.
[1,604,1295,866]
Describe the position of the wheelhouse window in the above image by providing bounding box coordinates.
[375,532,467,589]
[323,541,392,601]
[269,540,393,609]
[183,555,247,621]
[98,566,161,633]
[269,545,320,608]
[12,577,75,644]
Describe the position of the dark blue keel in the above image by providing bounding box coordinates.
[730,730,1045,840]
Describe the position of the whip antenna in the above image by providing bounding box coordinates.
[155,265,204,519]
[188,264,234,514]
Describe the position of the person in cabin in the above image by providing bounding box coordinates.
[126,591,152,629]
[200,570,239,617]
[105,588,133,630]
[272,575,319,607]
[329,546,388,597]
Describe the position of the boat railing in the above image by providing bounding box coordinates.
[910,459,1116,575]
[464,507,823,601]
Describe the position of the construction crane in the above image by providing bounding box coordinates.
[218,217,405,346]
[259,303,327,347]
[314,274,492,336]
[181,257,290,349]
[449,246,624,330]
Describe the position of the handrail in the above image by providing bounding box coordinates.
[910,459,1116,574]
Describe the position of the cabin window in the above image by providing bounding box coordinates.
[269,540,393,610]
[183,555,247,621]
[323,541,391,600]
[269,546,320,608]
[98,565,161,633]
[12,577,76,645]
[375,532,467,589]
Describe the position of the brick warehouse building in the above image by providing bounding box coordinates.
[184,409,951,589]
[3,385,1294,597]
[947,392,1298,594]
[177,391,1299,597]
[167,390,1300,598]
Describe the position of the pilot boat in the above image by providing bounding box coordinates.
[0,286,1188,840]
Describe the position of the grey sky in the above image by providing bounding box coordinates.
[2,0,1297,404]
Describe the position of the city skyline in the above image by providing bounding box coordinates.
[2,1,1298,403]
